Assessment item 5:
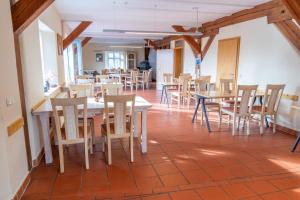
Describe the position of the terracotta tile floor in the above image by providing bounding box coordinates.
[22,89,300,200]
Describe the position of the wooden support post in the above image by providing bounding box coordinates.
[201,34,216,60]
[63,21,92,50]
[81,37,92,47]
[281,0,300,26]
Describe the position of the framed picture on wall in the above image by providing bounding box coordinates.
[96,53,103,62]
[57,34,63,55]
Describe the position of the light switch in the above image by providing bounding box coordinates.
[6,96,15,106]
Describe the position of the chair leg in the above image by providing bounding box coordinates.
[102,137,105,152]
[131,84,133,92]
[246,117,250,136]
[260,115,264,135]
[219,110,222,128]
[107,139,112,165]
[237,117,241,130]
[89,137,93,154]
[85,139,90,170]
[232,116,236,136]
[201,110,204,126]
[178,97,180,108]
[58,144,64,173]
[273,115,277,133]
[130,135,134,162]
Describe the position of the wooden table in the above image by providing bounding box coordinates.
[192,91,265,132]
[32,96,152,164]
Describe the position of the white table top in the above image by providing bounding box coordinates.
[32,96,152,115]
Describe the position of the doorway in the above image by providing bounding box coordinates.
[216,37,240,87]
[174,47,183,78]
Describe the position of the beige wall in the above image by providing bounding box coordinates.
[0,0,29,199]
[82,43,145,72]
[19,5,64,161]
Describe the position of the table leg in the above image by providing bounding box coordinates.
[141,110,148,153]
[291,132,300,152]
[201,98,212,132]
[37,113,53,164]
[192,96,200,123]
[160,86,165,104]
[133,111,138,138]
[165,87,170,107]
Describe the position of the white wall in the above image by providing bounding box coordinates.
[156,49,174,90]
[19,5,64,161]
[0,0,29,199]
[183,17,300,130]
[82,43,145,71]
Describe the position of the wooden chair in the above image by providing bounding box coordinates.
[101,83,123,96]
[252,84,285,134]
[220,85,258,136]
[101,94,135,165]
[137,70,150,90]
[101,69,109,75]
[125,70,139,91]
[170,75,192,108]
[219,79,236,106]
[69,83,94,98]
[163,73,174,83]
[96,75,109,83]
[194,77,220,125]
[51,97,93,173]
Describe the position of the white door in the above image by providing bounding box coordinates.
[156,49,174,90]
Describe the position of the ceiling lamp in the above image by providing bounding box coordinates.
[102,29,202,36]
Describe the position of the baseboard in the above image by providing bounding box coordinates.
[274,123,298,137]
[11,173,31,200]
[32,148,44,167]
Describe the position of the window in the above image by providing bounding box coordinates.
[105,51,125,69]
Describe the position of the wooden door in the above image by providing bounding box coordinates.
[216,37,240,87]
[174,48,183,78]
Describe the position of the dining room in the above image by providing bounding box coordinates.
[1,0,300,200]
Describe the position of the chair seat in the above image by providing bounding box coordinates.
[252,105,271,114]
[221,106,251,116]
[60,126,91,143]
[101,122,131,136]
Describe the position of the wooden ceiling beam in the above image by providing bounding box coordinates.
[63,21,92,50]
[275,20,300,51]
[281,0,300,25]
[11,0,54,34]
[81,37,92,47]
[172,25,201,57]
[145,39,158,50]
[201,34,216,60]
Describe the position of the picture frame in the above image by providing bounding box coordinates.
[57,34,63,55]
[96,53,103,62]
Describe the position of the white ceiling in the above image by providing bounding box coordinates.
[54,0,269,45]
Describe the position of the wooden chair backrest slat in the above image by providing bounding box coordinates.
[220,79,235,93]
[104,95,135,137]
[163,73,174,83]
[235,85,258,115]
[101,83,123,96]
[51,97,87,142]
[69,84,94,98]
[263,84,285,114]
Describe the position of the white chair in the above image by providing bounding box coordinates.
[170,75,192,108]
[137,70,150,90]
[101,83,123,96]
[96,75,109,83]
[220,85,258,136]
[101,94,135,165]
[163,73,174,83]
[125,70,139,91]
[69,83,94,98]
[252,84,285,134]
[219,79,236,106]
[51,97,93,173]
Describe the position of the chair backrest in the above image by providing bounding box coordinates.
[163,73,174,83]
[69,83,94,97]
[101,83,123,96]
[51,97,87,142]
[142,70,150,82]
[194,77,210,93]
[180,73,191,77]
[178,75,191,95]
[262,84,285,114]
[96,75,109,83]
[130,70,139,83]
[234,85,258,115]
[220,79,235,93]
[104,94,135,136]
[102,69,109,75]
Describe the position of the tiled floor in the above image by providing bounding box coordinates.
[22,89,300,200]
